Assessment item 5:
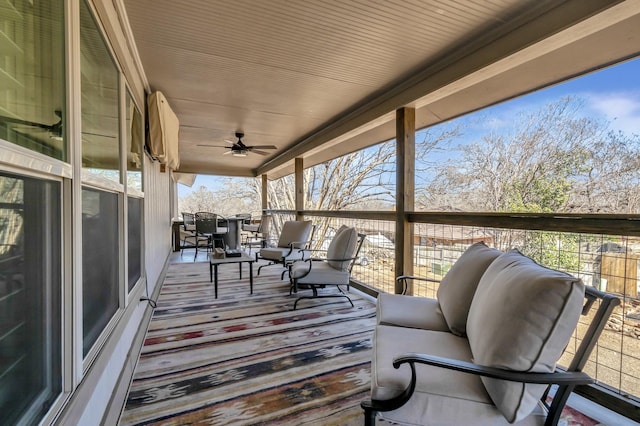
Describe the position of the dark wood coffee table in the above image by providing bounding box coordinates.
[208,252,255,298]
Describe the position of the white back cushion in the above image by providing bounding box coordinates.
[466,249,585,423]
[277,220,312,248]
[327,226,358,271]
[437,242,502,336]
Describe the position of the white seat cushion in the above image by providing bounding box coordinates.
[243,223,260,232]
[291,261,349,285]
[376,293,449,332]
[259,247,304,262]
[467,249,585,423]
[372,325,529,426]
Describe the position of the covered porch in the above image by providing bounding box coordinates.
[1,1,639,425]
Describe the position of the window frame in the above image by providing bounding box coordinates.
[0,151,68,425]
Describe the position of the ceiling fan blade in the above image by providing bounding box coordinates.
[13,126,49,134]
[224,139,236,144]
[249,145,277,150]
[0,114,56,131]
[13,128,52,142]
[82,131,116,138]
[197,144,229,148]
[250,149,270,155]
[223,150,234,155]
[1,112,63,139]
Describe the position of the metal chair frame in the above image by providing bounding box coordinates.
[289,232,366,310]
[360,285,621,426]
[256,222,316,279]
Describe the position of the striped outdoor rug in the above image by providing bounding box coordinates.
[120,260,599,426]
[120,261,376,425]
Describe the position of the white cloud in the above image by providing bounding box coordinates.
[587,92,640,135]
[482,116,507,130]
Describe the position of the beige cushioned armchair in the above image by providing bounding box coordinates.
[363,244,620,426]
[289,226,364,310]
[256,220,313,277]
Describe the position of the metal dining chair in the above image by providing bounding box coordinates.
[194,212,229,260]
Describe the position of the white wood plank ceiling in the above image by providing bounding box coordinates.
[121,0,640,179]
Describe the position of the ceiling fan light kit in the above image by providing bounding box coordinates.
[198,131,277,157]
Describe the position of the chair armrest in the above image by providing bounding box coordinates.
[362,353,593,416]
[288,239,313,248]
[309,256,358,263]
[302,256,358,265]
[300,248,327,254]
[393,353,594,386]
[284,240,314,257]
[396,275,441,295]
[291,256,359,280]
[396,275,441,284]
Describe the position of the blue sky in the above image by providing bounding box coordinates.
[472,57,640,136]
[179,57,640,197]
[179,174,226,196]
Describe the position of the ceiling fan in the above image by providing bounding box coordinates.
[198,132,277,157]
[0,110,63,140]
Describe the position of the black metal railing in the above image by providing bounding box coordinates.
[266,209,640,420]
